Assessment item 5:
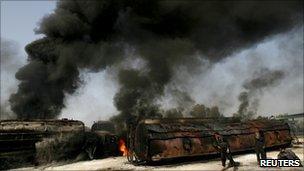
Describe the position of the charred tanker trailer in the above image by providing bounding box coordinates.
[0,119,84,153]
[127,118,292,164]
[0,119,84,168]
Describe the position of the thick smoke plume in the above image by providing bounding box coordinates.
[9,0,302,121]
[235,69,285,120]
[1,39,24,119]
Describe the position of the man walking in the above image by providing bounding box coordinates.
[254,130,266,164]
[213,132,236,167]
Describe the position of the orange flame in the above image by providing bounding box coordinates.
[119,139,128,156]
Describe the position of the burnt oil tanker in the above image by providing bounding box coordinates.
[0,119,84,168]
[127,118,292,164]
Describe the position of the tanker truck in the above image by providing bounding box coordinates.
[0,119,84,169]
[127,117,292,164]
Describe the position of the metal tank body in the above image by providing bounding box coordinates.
[0,119,84,156]
[91,121,116,133]
[127,118,292,163]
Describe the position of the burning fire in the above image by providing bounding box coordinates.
[119,139,128,156]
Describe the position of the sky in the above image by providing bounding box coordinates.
[0,1,303,125]
[1,0,56,56]
[0,1,57,119]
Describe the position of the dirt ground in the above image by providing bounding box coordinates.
[13,138,304,171]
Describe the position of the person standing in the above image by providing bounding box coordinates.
[254,130,266,164]
[213,133,236,167]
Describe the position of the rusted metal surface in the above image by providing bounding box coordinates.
[0,119,84,133]
[127,118,292,163]
[0,119,84,154]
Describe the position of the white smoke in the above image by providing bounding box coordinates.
[188,26,303,116]
[1,39,25,119]
[60,70,118,126]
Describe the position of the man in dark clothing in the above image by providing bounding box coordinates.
[254,130,266,164]
[213,133,236,167]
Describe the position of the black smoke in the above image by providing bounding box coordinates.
[9,0,302,119]
[235,69,285,120]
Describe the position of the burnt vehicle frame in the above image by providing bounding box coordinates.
[0,119,84,154]
[126,118,292,164]
[0,119,84,168]
[87,121,120,159]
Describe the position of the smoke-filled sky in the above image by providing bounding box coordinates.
[1,1,303,125]
[1,1,56,119]
[63,26,304,126]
